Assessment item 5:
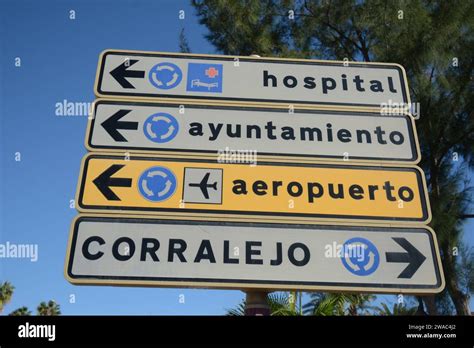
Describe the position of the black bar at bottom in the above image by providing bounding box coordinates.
[0,316,472,346]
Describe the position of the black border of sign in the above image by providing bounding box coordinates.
[96,51,409,108]
[77,154,430,222]
[88,100,419,162]
[66,216,442,290]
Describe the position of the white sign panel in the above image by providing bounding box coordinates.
[87,100,420,163]
[95,50,411,110]
[65,216,444,293]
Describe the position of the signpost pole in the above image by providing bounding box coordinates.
[244,291,270,316]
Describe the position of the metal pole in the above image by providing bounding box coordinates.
[244,291,271,316]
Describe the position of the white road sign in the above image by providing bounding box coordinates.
[87,100,420,164]
[65,215,444,293]
[95,50,411,110]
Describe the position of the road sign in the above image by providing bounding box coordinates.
[94,50,411,111]
[76,154,431,224]
[65,215,444,293]
[87,99,420,164]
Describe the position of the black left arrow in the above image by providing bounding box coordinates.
[385,237,426,279]
[110,59,145,89]
[92,164,132,201]
[101,110,138,142]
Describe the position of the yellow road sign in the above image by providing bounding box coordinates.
[76,154,431,224]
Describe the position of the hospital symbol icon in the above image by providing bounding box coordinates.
[186,63,223,93]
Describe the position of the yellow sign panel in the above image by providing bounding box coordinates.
[76,154,431,224]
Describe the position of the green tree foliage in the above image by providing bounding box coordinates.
[228,292,377,316]
[179,28,191,53]
[37,300,61,316]
[226,292,303,315]
[0,281,15,313]
[1,281,62,316]
[304,293,377,316]
[226,300,246,316]
[9,306,32,316]
[375,302,418,316]
[193,0,474,315]
[193,0,292,56]
[268,292,302,315]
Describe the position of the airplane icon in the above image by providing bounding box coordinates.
[188,172,218,199]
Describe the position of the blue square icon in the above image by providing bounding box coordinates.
[186,63,223,93]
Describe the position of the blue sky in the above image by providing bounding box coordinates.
[0,0,472,315]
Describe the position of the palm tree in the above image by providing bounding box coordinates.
[9,306,32,316]
[225,292,302,316]
[226,300,246,316]
[228,292,378,316]
[268,292,302,316]
[304,292,377,316]
[346,294,378,316]
[227,292,378,316]
[37,300,61,316]
[0,281,15,313]
[305,293,344,316]
[376,302,417,316]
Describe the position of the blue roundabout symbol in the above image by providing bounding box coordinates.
[138,166,177,202]
[148,62,182,90]
[143,113,179,143]
[341,237,380,276]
